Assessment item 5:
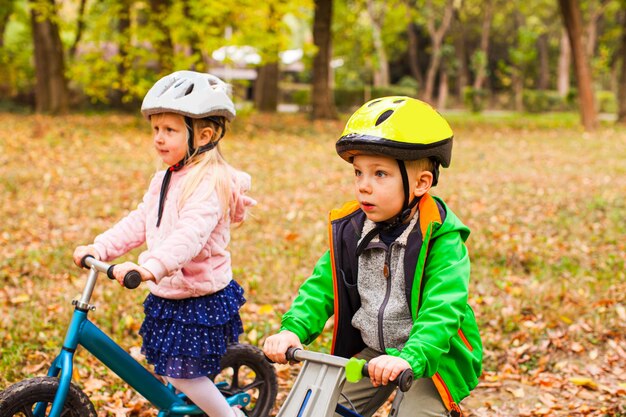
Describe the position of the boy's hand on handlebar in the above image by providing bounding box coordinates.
[73,245,99,267]
[367,355,411,387]
[263,330,302,364]
[112,262,155,285]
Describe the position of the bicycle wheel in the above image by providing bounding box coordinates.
[0,377,96,417]
[214,344,277,417]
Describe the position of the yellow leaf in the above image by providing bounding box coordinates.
[569,377,598,390]
[10,294,30,304]
[258,304,274,315]
[247,329,258,344]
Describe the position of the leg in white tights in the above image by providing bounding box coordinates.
[167,376,237,417]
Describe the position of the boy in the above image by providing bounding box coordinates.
[264,97,482,417]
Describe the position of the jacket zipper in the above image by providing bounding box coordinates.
[377,242,396,351]
[458,329,473,351]
[433,373,463,416]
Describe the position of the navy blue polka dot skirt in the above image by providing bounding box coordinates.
[139,279,245,378]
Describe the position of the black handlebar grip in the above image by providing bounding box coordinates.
[80,255,94,269]
[396,368,413,392]
[106,265,116,280]
[362,364,414,392]
[106,265,141,289]
[285,347,301,362]
[123,270,142,289]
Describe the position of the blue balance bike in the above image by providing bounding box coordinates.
[0,256,277,417]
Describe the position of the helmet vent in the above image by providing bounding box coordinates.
[375,110,394,126]
[393,99,405,104]
[184,84,194,96]
[368,99,383,107]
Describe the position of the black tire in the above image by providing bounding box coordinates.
[0,377,96,417]
[213,344,277,417]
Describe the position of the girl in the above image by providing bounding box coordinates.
[73,71,256,417]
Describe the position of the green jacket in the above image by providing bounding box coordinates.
[281,194,483,414]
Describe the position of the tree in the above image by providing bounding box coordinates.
[0,0,14,49]
[421,0,455,104]
[312,0,337,119]
[559,0,597,130]
[472,0,494,90]
[30,0,69,113]
[557,28,571,97]
[366,0,389,87]
[406,19,424,88]
[251,1,289,112]
[255,62,280,112]
[148,0,174,74]
[618,3,626,124]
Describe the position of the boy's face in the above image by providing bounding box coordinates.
[352,154,406,223]
[151,112,188,166]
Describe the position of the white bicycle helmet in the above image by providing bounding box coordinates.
[141,70,236,121]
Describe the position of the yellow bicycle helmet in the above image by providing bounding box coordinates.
[336,96,453,167]
[337,97,454,255]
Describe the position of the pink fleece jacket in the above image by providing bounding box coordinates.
[92,164,256,299]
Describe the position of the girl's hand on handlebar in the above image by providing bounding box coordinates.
[73,245,99,267]
[111,262,154,286]
[263,330,302,364]
[367,355,411,387]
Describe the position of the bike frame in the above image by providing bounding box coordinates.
[275,349,408,417]
[39,260,249,417]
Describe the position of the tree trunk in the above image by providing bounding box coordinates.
[437,68,448,110]
[109,0,131,107]
[454,15,469,100]
[407,22,424,88]
[0,0,14,48]
[559,0,597,131]
[584,0,606,59]
[557,28,571,97]
[149,0,174,74]
[422,0,454,103]
[312,0,337,119]
[472,0,493,90]
[367,0,389,87]
[0,1,14,98]
[254,62,280,112]
[184,0,205,72]
[31,0,69,114]
[69,0,87,59]
[537,33,549,90]
[617,9,626,124]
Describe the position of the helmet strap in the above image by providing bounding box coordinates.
[155,116,221,227]
[431,160,440,187]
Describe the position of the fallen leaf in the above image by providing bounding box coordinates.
[569,377,598,390]
[506,386,525,398]
[258,304,274,315]
[10,294,30,304]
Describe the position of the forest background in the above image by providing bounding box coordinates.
[1,0,625,416]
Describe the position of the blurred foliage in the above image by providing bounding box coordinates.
[0,0,624,114]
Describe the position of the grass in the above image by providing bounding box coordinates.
[0,111,625,415]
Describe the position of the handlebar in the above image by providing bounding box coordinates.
[285,347,414,392]
[81,255,142,289]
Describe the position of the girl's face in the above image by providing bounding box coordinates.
[151,113,188,166]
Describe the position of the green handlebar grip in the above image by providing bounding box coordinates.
[345,357,366,383]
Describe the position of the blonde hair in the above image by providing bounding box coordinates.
[177,117,233,221]
[405,158,435,176]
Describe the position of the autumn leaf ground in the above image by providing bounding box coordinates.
[0,111,625,416]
